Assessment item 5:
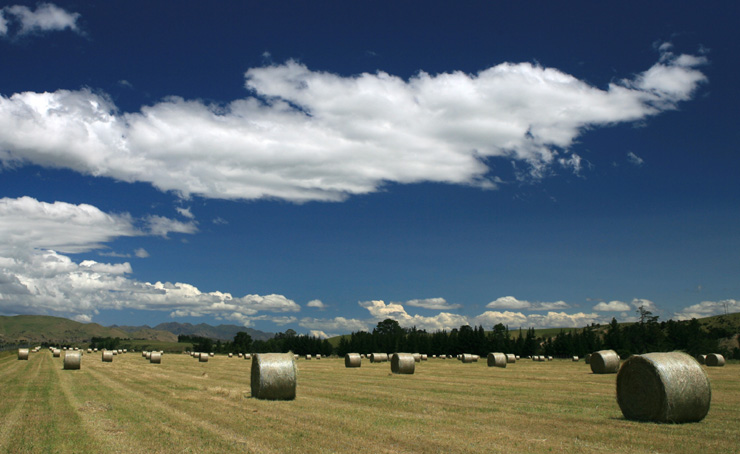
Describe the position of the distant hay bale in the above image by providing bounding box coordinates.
[251,353,297,400]
[370,353,388,363]
[487,352,507,368]
[63,351,81,370]
[87,348,92,353]
[585,354,592,364]
[112,351,118,356]
[412,353,421,362]
[305,354,312,360]
[199,353,209,362]
[616,352,711,423]
[420,354,428,361]
[18,348,29,360]
[150,352,162,364]
[572,356,579,361]
[505,354,516,364]
[461,353,476,363]
[102,351,114,362]
[142,351,147,358]
[145,352,152,360]
[391,353,415,374]
[53,349,61,358]
[590,350,620,374]
[316,354,321,360]
[345,353,362,368]
[244,354,252,360]
[695,354,706,364]
[238,353,243,358]
[228,353,233,358]
[705,354,725,367]
[294,354,299,359]
[209,352,215,357]
[547,356,553,361]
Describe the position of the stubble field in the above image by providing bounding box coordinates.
[0,351,738,453]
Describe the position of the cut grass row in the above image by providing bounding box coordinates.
[0,352,738,453]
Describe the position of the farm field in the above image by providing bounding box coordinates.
[0,351,738,453]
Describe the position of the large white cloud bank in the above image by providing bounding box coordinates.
[0,46,706,203]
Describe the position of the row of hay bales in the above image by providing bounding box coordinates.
[695,353,726,367]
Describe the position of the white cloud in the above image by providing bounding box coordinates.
[144,215,197,238]
[474,310,600,329]
[358,299,470,331]
[309,330,329,339]
[299,316,369,334]
[404,297,461,310]
[486,296,570,311]
[134,248,150,258]
[593,300,631,312]
[627,151,644,167]
[1,3,80,37]
[673,299,740,320]
[0,47,706,203]
[176,207,194,219]
[630,298,659,313]
[306,299,326,310]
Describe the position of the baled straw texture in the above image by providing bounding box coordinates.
[590,350,620,374]
[616,352,711,423]
[251,353,297,400]
[505,354,516,364]
[18,348,29,360]
[150,352,162,364]
[705,353,725,367]
[345,353,361,368]
[370,353,388,363]
[461,353,476,364]
[63,351,81,370]
[102,351,114,362]
[391,353,415,374]
[199,353,209,362]
[487,352,507,368]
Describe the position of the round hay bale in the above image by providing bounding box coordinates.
[199,353,209,362]
[412,353,421,362]
[238,353,243,358]
[345,353,362,368]
[505,354,516,364]
[53,349,61,358]
[251,353,297,400]
[572,356,579,361]
[18,348,29,360]
[150,352,162,364]
[142,351,147,358]
[305,354,312,360]
[420,354,428,361]
[695,354,706,364]
[102,351,114,362]
[547,356,553,361]
[616,352,711,423]
[585,354,592,364]
[590,350,620,374]
[705,354,725,367]
[315,354,321,360]
[228,353,233,358]
[63,351,81,370]
[244,354,252,360]
[391,353,415,374]
[87,348,92,353]
[487,352,507,368]
[209,352,215,357]
[461,353,476,363]
[370,353,388,363]
[145,352,152,360]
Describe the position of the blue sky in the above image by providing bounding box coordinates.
[0,1,738,337]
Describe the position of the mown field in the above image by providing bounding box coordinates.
[0,351,738,453]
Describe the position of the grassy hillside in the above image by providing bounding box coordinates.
[0,315,175,344]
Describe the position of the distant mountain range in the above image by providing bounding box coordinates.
[0,315,274,344]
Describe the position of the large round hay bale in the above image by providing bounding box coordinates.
[345,353,361,368]
[102,351,114,362]
[53,349,61,358]
[695,354,706,365]
[487,352,507,368]
[590,350,620,374]
[18,348,29,360]
[199,353,209,362]
[391,353,415,374]
[150,352,162,364]
[63,351,81,370]
[461,353,476,363]
[616,352,711,423]
[505,354,516,364]
[705,354,725,367]
[251,353,297,400]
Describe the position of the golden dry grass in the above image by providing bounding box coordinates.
[0,352,738,453]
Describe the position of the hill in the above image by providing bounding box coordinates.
[0,315,137,344]
[149,322,273,342]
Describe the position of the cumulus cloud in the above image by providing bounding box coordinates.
[299,316,368,334]
[631,298,659,313]
[359,300,471,331]
[306,299,326,310]
[473,310,600,329]
[309,330,329,339]
[404,297,461,310]
[0,46,706,203]
[673,299,740,320]
[486,296,570,311]
[593,300,632,312]
[627,151,644,167]
[144,215,197,238]
[134,248,150,258]
[0,3,80,38]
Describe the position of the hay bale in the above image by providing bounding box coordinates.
[142,351,147,358]
[616,352,711,423]
[590,350,620,374]
[705,354,725,367]
[209,352,215,357]
[102,351,114,362]
[572,356,579,361]
[505,354,516,364]
[53,349,61,358]
[412,353,421,362]
[150,352,162,364]
[345,353,362,368]
[695,354,706,364]
[421,354,428,361]
[547,356,553,361]
[199,353,209,362]
[487,352,507,368]
[315,354,321,360]
[17,348,29,360]
[251,353,297,400]
[461,353,476,363]
[370,353,388,363]
[391,353,415,374]
[244,354,252,360]
[585,354,592,364]
[228,353,233,358]
[145,352,152,360]
[63,351,81,370]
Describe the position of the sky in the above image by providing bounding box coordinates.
[0,1,738,338]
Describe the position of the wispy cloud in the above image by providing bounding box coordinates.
[0,46,706,203]
[0,3,81,38]
[486,296,570,311]
[627,151,644,167]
